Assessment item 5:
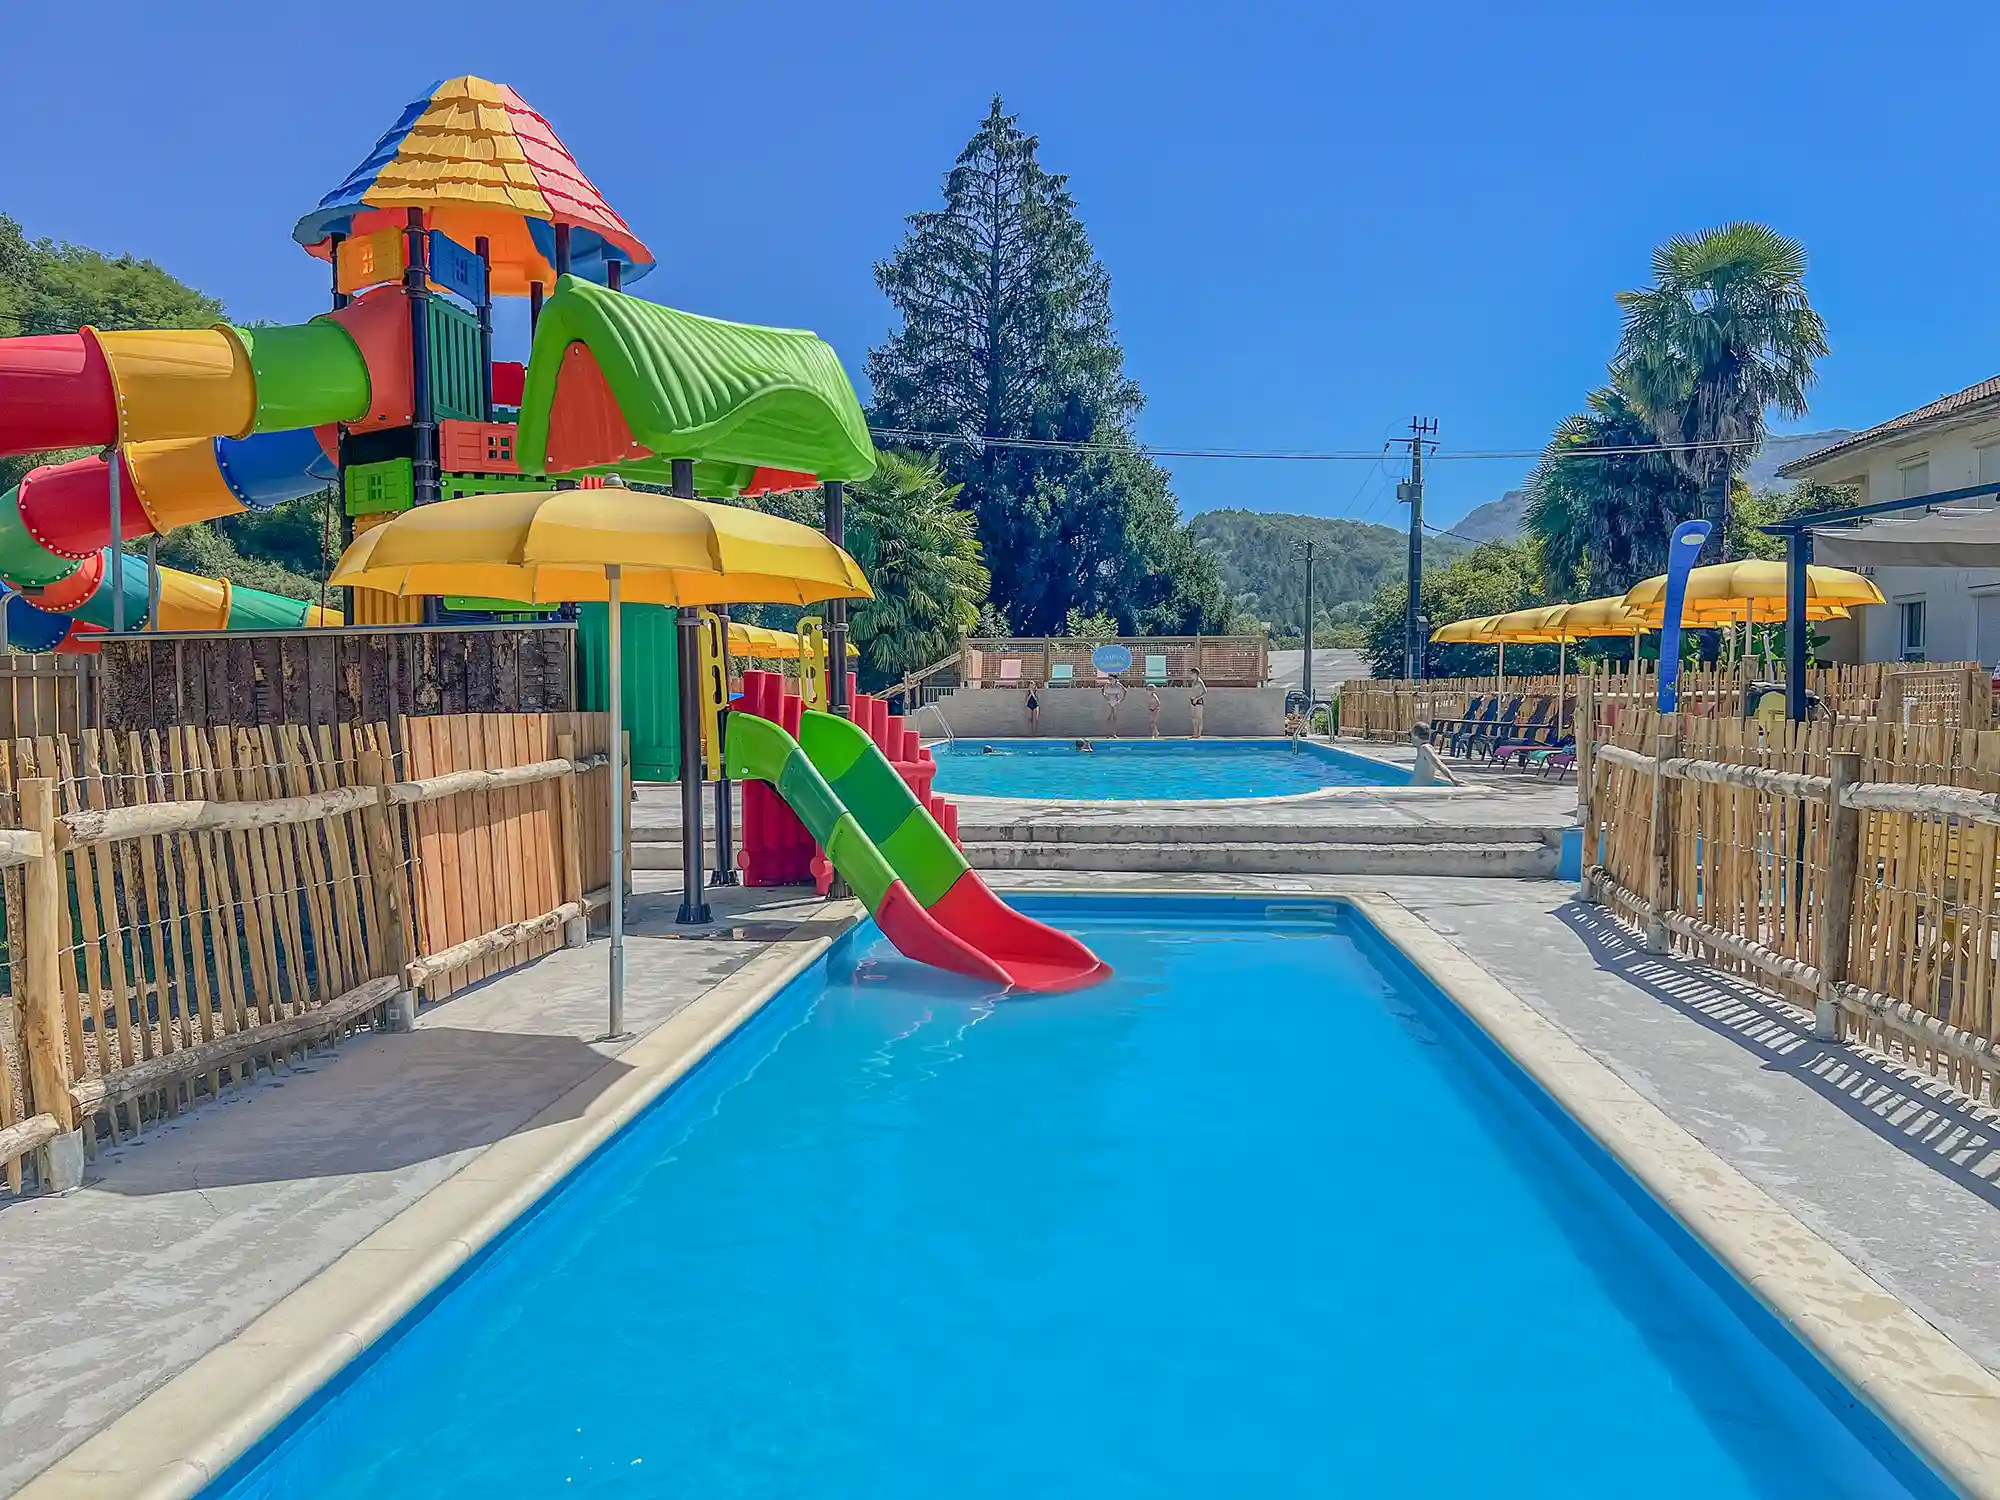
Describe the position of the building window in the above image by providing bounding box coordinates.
[1899,598,1927,661]
[1979,441,2000,504]
[1900,457,1931,499]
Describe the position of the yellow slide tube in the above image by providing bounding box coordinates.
[152,566,233,631]
[95,328,257,445]
[126,437,249,531]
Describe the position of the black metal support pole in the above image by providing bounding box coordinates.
[1786,529,1812,722]
[671,459,710,924]
[328,230,350,311]
[554,222,572,278]
[475,235,494,422]
[329,231,352,619]
[607,259,622,293]
[529,280,544,335]
[711,604,739,885]
[824,480,850,718]
[404,210,437,506]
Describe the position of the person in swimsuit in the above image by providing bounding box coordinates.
[1146,686,1163,738]
[1189,670,1206,738]
[1026,686,1041,735]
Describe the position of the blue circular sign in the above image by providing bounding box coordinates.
[1091,643,1133,675]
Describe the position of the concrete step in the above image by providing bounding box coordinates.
[960,840,1557,878]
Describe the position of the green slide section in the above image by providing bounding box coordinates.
[238,320,371,434]
[725,711,896,911]
[225,585,312,630]
[0,499,81,589]
[795,709,969,910]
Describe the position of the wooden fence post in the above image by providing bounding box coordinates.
[1815,750,1862,1042]
[556,731,587,947]
[1644,715,1680,954]
[19,777,81,1190]
[358,749,416,1031]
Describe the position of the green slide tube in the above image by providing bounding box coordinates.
[237,320,371,434]
[0,495,84,589]
[798,710,970,909]
[225,584,312,630]
[726,710,897,910]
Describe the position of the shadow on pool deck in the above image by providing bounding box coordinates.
[1560,901,2000,1209]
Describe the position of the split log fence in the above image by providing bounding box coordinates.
[1580,708,2000,1106]
[0,711,619,1195]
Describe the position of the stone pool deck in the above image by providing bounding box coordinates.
[4,872,1997,1494]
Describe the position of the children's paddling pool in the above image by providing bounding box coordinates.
[929,737,1409,799]
[207,897,1942,1500]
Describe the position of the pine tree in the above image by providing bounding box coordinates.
[868,99,1225,635]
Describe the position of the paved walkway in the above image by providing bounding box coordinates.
[0,876,831,1496]
[7,870,1996,1494]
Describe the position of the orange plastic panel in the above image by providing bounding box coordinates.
[439,419,521,473]
[335,228,408,295]
[544,341,650,474]
[95,327,257,444]
[325,287,414,431]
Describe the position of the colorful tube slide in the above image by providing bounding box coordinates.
[725,708,1109,993]
[0,311,375,632]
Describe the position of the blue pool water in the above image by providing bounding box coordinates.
[208,899,1937,1500]
[930,737,1407,799]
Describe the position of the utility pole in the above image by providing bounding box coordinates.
[1301,538,1315,706]
[1398,417,1438,681]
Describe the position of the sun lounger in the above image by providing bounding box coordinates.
[997,658,1023,686]
[1473,696,1544,762]
[1049,663,1075,685]
[1145,653,1168,686]
[1449,696,1512,757]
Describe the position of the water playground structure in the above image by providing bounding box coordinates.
[0,76,1104,991]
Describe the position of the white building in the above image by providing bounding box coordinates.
[1779,376,2000,666]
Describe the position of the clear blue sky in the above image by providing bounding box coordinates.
[5,0,1997,530]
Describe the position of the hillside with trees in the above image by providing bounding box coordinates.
[1190,510,1466,641]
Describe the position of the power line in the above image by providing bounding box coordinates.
[867,427,1764,464]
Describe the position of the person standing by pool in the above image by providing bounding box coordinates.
[1026,685,1041,735]
[1101,676,1127,737]
[1189,669,1206,738]
[1147,685,1162,737]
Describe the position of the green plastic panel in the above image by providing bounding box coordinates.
[876,811,967,908]
[577,600,679,782]
[723,706,791,785]
[441,471,551,498]
[240,319,370,433]
[224,584,311,630]
[345,458,413,517]
[514,277,876,490]
[776,752,846,842]
[428,296,486,423]
[823,813,894,912]
[0,493,83,589]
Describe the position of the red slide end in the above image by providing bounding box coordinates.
[928,871,1112,994]
[874,880,1012,989]
[0,333,117,458]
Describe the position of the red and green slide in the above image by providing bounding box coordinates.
[725,708,1109,993]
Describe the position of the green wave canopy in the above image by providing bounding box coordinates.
[515,277,876,495]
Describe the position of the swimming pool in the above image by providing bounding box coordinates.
[930,737,1408,799]
[204,897,1941,1500]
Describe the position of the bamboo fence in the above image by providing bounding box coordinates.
[1337,662,1992,740]
[1582,714,2000,1105]
[0,711,614,1194]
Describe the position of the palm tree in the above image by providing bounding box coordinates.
[1612,223,1828,558]
[1525,383,1701,596]
[844,451,992,683]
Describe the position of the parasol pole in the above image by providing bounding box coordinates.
[671,460,712,927]
[605,562,628,1039]
[1557,634,1567,719]
[1496,641,1505,695]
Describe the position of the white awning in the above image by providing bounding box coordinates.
[1811,507,2000,568]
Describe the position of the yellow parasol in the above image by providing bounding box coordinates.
[728,620,859,660]
[1429,614,1501,644]
[1622,559,1883,617]
[331,479,872,1037]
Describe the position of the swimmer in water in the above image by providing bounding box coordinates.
[1075,738,1094,753]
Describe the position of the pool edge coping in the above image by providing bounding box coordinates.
[13,900,868,1500]
[1351,889,2000,1500]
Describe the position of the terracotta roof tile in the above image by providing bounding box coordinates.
[1778,375,2000,477]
